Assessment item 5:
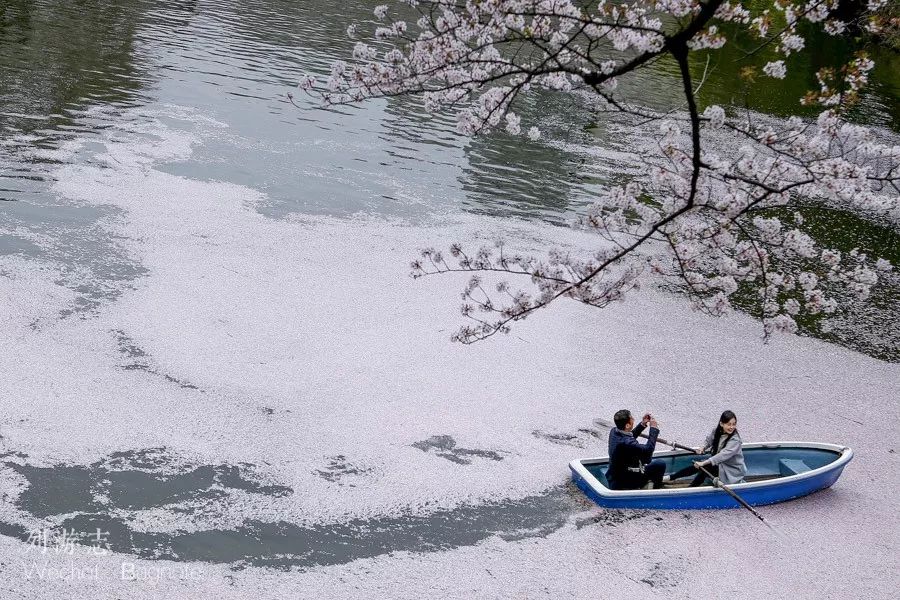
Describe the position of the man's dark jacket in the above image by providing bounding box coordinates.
[606,423,659,490]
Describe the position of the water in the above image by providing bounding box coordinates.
[2,1,897,219]
[0,0,898,572]
[6,446,586,568]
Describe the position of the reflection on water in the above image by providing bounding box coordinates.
[690,22,900,130]
[0,0,897,355]
[0,0,154,310]
[1,1,895,218]
[0,4,897,323]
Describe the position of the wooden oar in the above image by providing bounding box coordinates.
[694,464,776,530]
[593,418,777,531]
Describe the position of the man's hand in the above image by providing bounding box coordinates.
[694,447,704,455]
[693,460,707,469]
[641,413,652,426]
[649,418,659,429]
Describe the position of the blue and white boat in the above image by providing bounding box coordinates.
[570,442,853,509]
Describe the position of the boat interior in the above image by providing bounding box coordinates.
[583,446,843,490]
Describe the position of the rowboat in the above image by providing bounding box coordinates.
[569,442,853,509]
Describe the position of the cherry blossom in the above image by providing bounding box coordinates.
[303,0,899,343]
[763,61,787,79]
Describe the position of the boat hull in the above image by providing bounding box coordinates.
[570,442,852,509]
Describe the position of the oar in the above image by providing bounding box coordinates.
[694,464,776,530]
[593,418,778,531]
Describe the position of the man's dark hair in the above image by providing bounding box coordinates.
[613,409,632,429]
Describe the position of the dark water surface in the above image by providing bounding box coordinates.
[1,0,897,217]
[2,445,602,568]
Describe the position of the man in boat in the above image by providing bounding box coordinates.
[606,409,665,490]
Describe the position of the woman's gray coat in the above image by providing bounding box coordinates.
[703,429,747,484]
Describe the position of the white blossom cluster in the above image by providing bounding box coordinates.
[305,0,899,343]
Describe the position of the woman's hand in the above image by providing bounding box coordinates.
[693,460,707,469]
[694,447,703,455]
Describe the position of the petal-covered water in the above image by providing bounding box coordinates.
[0,1,898,598]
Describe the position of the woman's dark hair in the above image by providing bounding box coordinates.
[711,410,738,453]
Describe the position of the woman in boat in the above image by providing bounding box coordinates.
[669,410,746,486]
